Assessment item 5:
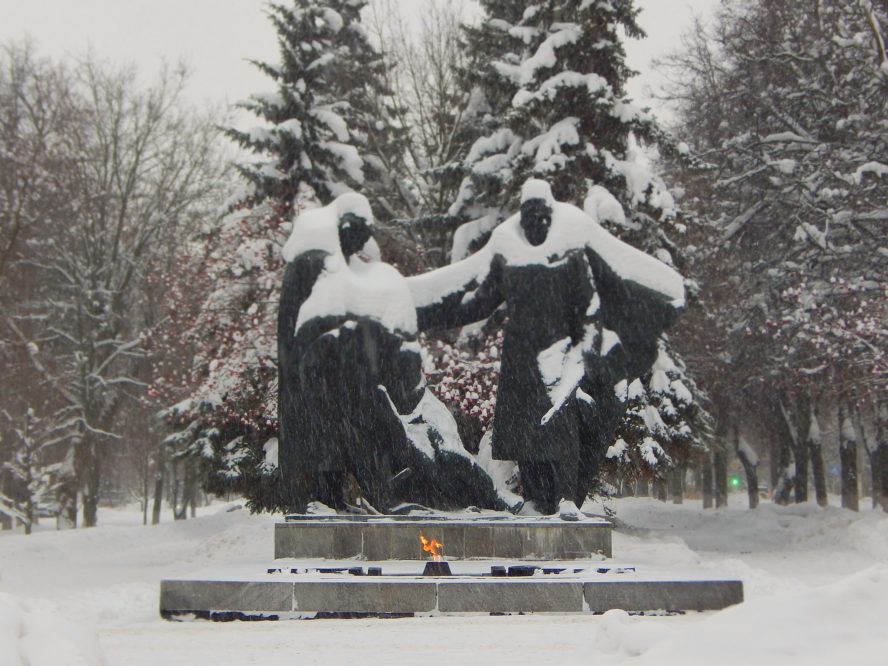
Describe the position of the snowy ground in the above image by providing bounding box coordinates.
[2,493,886,665]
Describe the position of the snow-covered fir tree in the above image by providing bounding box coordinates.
[449,0,681,258]
[225,0,408,220]
[155,0,407,511]
[604,341,710,487]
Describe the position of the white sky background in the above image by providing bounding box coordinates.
[0,0,719,122]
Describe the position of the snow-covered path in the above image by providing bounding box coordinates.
[2,495,886,665]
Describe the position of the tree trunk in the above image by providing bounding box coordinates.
[141,459,149,526]
[653,478,667,502]
[702,458,714,509]
[714,450,728,508]
[873,445,888,512]
[636,478,649,497]
[873,402,888,512]
[169,461,180,520]
[778,397,808,503]
[769,439,779,491]
[175,472,196,521]
[792,442,809,504]
[151,469,164,525]
[173,460,197,521]
[854,405,874,502]
[82,442,103,528]
[792,399,810,504]
[56,471,78,530]
[734,426,759,509]
[839,404,859,511]
[807,403,828,507]
[668,466,684,504]
[772,432,794,506]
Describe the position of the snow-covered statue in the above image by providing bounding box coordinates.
[277,192,506,513]
[409,179,685,516]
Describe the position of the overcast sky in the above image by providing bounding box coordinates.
[0,0,718,120]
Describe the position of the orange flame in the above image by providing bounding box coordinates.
[419,533,443,562]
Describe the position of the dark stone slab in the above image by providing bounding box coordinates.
[362,524,423,560]
[274,520,612,560]
[583,580,744,612]
[293,582,436,613]
[438,581,584,613]
[489,525,526,559]
[274,524,333,560]
[160,580,293,613]
[561,524,611,558]
[331,524,364,559]
[160,576,744,618]
[463,525,495,558]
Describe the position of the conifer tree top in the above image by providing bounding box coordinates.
[224,0,396,211]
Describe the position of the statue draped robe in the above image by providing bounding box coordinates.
[408,203,682,510]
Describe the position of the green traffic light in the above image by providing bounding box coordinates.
[730,477,740,487]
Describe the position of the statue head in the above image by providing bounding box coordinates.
[335,193,374,258]
[520,198,553,247]
[338,211,372,258]
[519,179,555,246]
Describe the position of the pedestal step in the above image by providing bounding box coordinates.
[160,576,743,618]
[274,518,613,560]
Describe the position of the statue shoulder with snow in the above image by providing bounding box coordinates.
[408,179,685,518]
[277,192,513,514]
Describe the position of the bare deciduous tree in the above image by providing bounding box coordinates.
[1,43,226,528]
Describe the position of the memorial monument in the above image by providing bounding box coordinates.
[277,180,684,516]
[160,184,743,622]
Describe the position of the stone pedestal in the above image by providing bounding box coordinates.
[160,516,744,619]
[274,517,613,560]
[160,574,744,617]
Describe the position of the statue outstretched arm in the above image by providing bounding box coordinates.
[407,251,505,332]
[584,246,679,379]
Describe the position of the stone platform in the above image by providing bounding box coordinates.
[160,564,743,618]
[275,516,613,560]
[160,516,743,620]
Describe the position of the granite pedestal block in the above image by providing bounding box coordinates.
[160,573,744,617]
[274,518,613,560]
[584,580,744,613]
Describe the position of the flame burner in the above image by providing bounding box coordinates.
[422,560,452,576]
